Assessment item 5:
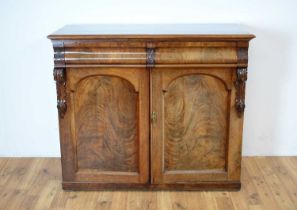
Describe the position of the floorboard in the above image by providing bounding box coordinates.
[0,157,296,210]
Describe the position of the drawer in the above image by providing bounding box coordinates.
[64,47,147,65]
[62,40,147,65]
[154,41,238,64]
[155,47,237,64]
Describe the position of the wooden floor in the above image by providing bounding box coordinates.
[0,157,297,210]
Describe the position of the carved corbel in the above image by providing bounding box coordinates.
[234,68,247,117]
[52,41,67,118]
[54,68,67,118]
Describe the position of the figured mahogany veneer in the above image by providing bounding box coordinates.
[48,24,255,190]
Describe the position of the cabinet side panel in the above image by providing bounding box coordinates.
[164,75,228,171]
[74,76,139,172]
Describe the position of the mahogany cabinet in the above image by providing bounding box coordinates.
[48,24,255,190]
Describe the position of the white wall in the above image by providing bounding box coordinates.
[0,0,296,156]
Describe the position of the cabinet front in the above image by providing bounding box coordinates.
[61,68,149,184]
[49,30,253,190]
[151,68,242,184]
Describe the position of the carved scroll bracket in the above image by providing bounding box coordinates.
[234,68,247,117]
[54,68,67,118]
[52,41,67,118]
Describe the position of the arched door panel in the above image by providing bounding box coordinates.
[151,68,234,183]
[64,68,149,184]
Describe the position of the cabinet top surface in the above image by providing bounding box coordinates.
[48,24,255,40]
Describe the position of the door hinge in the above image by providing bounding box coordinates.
[151,111,157,123]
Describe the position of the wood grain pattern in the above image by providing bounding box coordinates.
[62,68,149,184]
[155,47,237,64]
[64,47,146,65]
[62,44,239,66]
[74,75,138,172]
[151,68,234,184]
[1,157,297,210]
[164,74,228,171]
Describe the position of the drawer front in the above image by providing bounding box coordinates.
[155,47,237,64]
[64,47,146,65]
[62,40,147,65]
[154,41,238,65]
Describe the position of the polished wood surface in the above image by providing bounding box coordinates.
[0,157,296,210]
[64,68,150,183]
[164,74,228,171]
[75,76,138,172]
[58,41,244,67]
[151,68,239,184]
[48,24,255,40]
[64,47,147,65]
[48,25,254,190]
[155,47,237,64]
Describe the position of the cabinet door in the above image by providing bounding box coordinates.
[151,68,242,183]
[61,68,149,184]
